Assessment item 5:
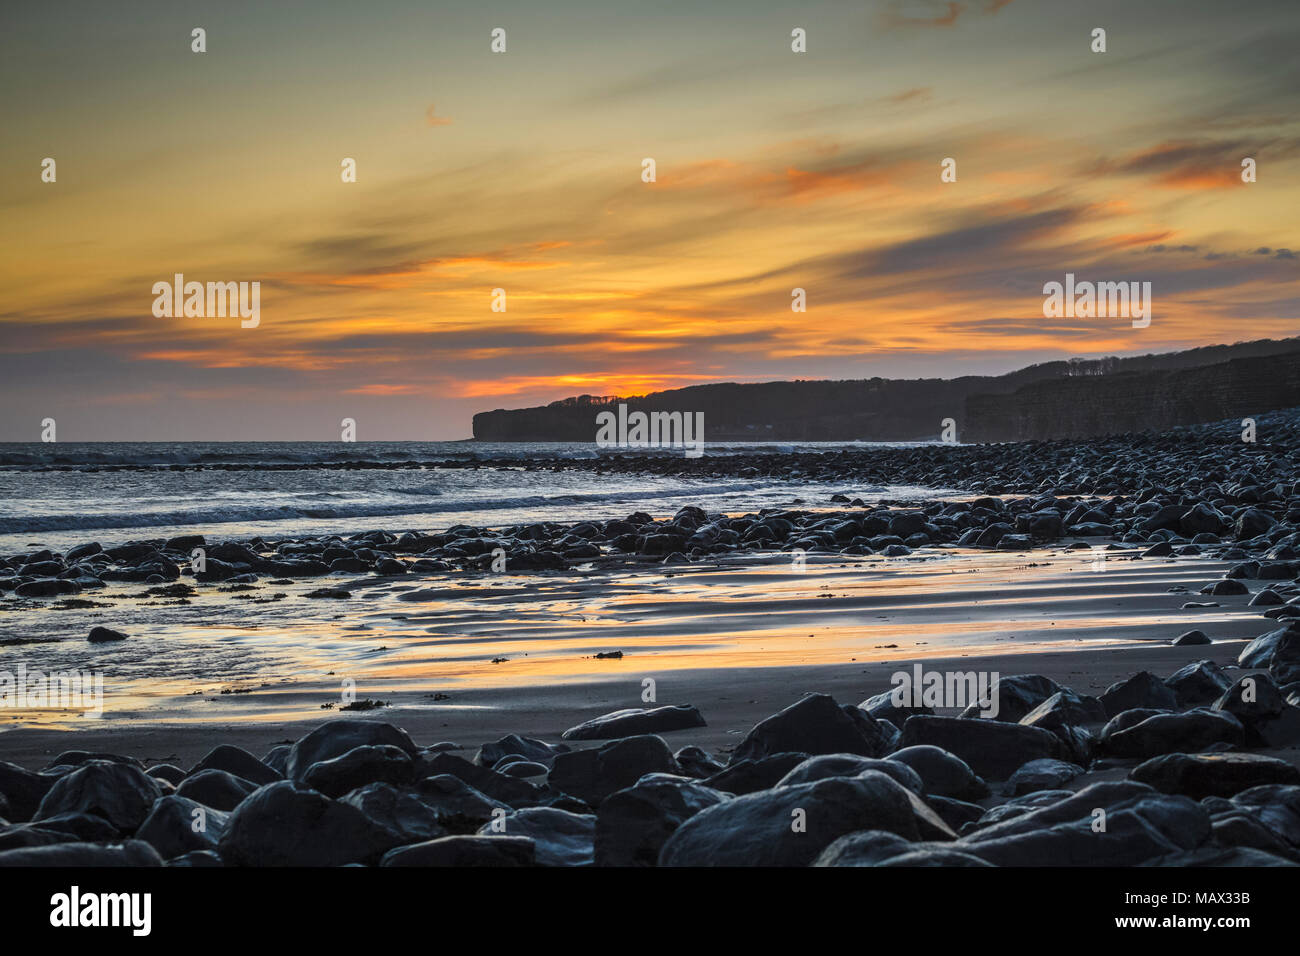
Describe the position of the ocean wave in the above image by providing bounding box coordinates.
[0,440,916,470]
[0,481,773,535]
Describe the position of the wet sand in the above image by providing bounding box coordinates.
[0,544,1276,770]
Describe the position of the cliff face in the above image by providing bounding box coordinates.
[471,338,1300,443]
[472,373,1054,442]
[963,351,1300,442]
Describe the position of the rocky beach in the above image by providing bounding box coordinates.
[2,410,1299,866]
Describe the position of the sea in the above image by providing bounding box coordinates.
[0,441,945,553]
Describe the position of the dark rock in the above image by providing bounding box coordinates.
[380,835,535,867]
[0,840,163,867]
[811,830,915,866]
[44,751,143,772]
[175,769,258,812]
[561,705,706,741]
[15,579,81,597]
[146,764,187,786]
[419,752,545,808]
[1164,659,1233,707]
[34,761,162,832]
[476,807,595,866]
[1201,579,1249,596]
[1006,758,1084,796]
[1213,672,1285,724]
[703,753,808,795]
[0,762,56,821]
[285,719,419,781]
[168,850,224,867]
[672,745,725,779]
[218,781,399,866]
[87,626,128,643]
[1131,752,1300,799]
[1099,671,1178,718]
[776,753,923,793]
[958,781,1210,866]
[1171,629,1212,646]
[1229,785,1300,849]
[302,745,414,798]
[497,761,548,778]
[595,773,730,867]
[899,715,1067,780]
[957,674,1065,722]
[1104,709,1245,759]
[888,745,989,800]
[731,693,888,764]
[474,734,566,770]
[859,688,933,726]
[337,782,447,845]
[189,745,282,786]
[1255,706,1300,747]
[659,771,955,867]
[1141,846,1298,866]
[136,795,228,859]
[925,795,987,832]
[1239,622,1300,668]
[414,775,504,832]
[549,735,680,807]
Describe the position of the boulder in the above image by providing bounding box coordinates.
[302,745,414,798]
[0,840,163,867]
[1099,671,1178,718]
[284,720,419,782]
[136,795,228,859]
[730,694,889,764]
[476,807,595,867]
[0,762,56,822]
[888,745,989,801]
[1213,673,1286,724]
[1103,709,1245,759]
[189,745,282,786]
[958,781,1210,866]
[175,769,258,812]
[594,774,730,867]
[474,734,566,770]
[217,781,399,866]
[414,775,504,832]
[703,753,808,795]
[1164,660,1232,707]
[1005,759,1084,796]
[776,754,923,794]
[1130,752,1300,799]
[337,782,447,845]
[561,705,706,741]
[899,716,1067,780]
[659,771,955,867]
[380,835,535,867]
[548,735,680,807]
[957,674,1064,722]
[1229,785,1300,849]
[419,752,545,808]
[34,761,161,833]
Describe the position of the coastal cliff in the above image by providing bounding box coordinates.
[472,338,1300,443]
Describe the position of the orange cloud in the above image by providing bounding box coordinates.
[454,372,721,399]
[425,104,452,127]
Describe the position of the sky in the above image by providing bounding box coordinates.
[1,0,1298,441]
